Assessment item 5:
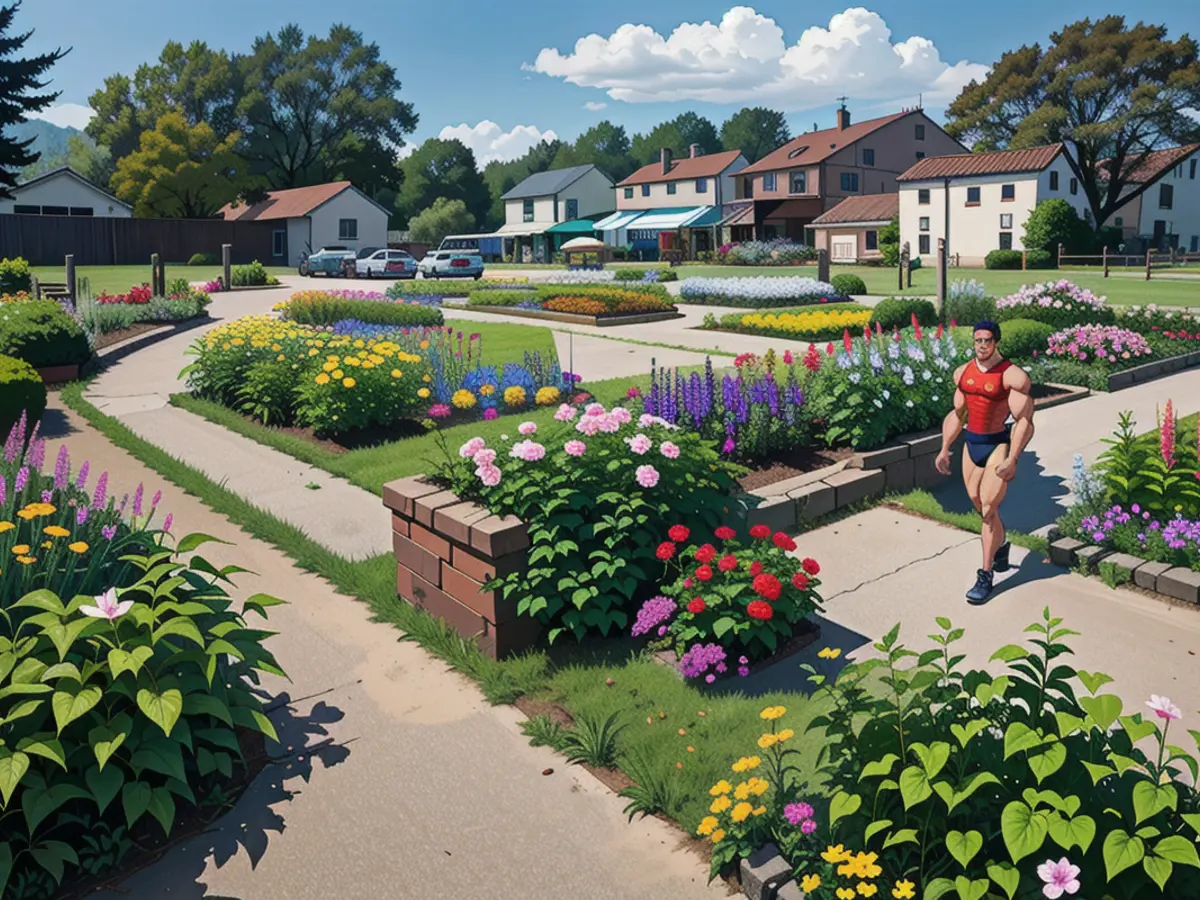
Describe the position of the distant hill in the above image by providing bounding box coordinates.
[9,118,81,160]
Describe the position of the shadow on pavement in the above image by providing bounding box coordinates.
[929,447,1070,534]
[87,693,350,900]
[37,404,79,440]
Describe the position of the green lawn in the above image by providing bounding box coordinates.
[33,264,294,296]
[439,321,559,369]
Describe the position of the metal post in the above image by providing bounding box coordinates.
[1057,243,1064,268]
[817,248,830,284]
[1102,246,1109,278]
[1145,249,1152,281]
[936,238,946,318]
[150,253,160,295]
[898,244,904,291]
[222,243,232,290]
[905,243,913,289]
[65,254,76,301]
[157,257,166,296]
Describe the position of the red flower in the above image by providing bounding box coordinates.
[714,526,737,541]
[695,565,714,582]
[747,600,774,621]
[826,342,835,356]
[752,573,782,601]
[695,543,717,564]
[749,524,771,540]
[687,597,707,614]
[772,532,796,551]
[683,577,693,588]
[668,524,690,542]
[749,561,764,577]
[842,329,852,354]
[802,558,821,576]
[656,542,677,561]
[792,572,809,591]
[803,344,822,372]
[718,554,738,572]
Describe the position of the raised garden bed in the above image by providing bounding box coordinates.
[1105,348,1200,390]
[464,304,683,327]
[1048,533,1200,606]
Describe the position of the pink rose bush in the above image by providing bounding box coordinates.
[995,279,1112,328]
[1045,324,1151,367]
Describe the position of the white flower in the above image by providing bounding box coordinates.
[80,587,134,621]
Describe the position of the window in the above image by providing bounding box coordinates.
[695,178,708,193]
[865,230,878,251]
[1049,171,1059,191]
[1001,184,1015,201]
[1191,159,1197,180]
[743,177,754,198]
[915,152,926,160]
[42,205,68,216]
[999,232,1013,250]
[966,186,981,205]
[69,207,93,216]
[1115,217,1123,227]
[763,173,777,191]
[623,187,633,199]
[565,199,578,220]
[918,189,930,205]
[1069,178,1078,195]
[338,218,358,240]
[1159,183,1174,209]
[789,171,807,194]
[12,204,39,215]
[919,217,930,231]
[918,234,930,254]
[1192,236,1199,253]
[915,124,926,140]
[641,184,650,197]
[862,148,875,166]
[272,230,285,258]
[666,182,677,195]
[1000,213,1013,229]
[522,199,534,222]
[840,172,859,192]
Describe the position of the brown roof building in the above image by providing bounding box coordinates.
[895,144,1066,182]
[808,194,899,263]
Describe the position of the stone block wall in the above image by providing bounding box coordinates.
[383,476,541,659]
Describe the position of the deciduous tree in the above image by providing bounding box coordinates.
[551,120,634,181]
[397,138,490,228]
[719,107,790,163]
[0,1,68,196]
[408,197,475,246]
[631,112,721,166]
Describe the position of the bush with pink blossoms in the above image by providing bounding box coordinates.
[994,279,1115,328]
[1044,324,1152,368]
[432,403,740,642]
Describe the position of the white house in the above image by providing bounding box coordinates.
[1099,144,1200,253]
[0,166,132,218]
[495,164,614,262]
[896,144,1088,266]
[219,181,390,267]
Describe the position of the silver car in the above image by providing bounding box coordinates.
[355,248,417,279]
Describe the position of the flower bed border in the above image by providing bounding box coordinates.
[1105,348,1200,390]
[462,304,683,327]
[1047,533,1200,605]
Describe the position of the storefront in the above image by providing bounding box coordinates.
[597,206,718,260]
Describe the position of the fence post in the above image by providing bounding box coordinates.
[1145,249,1152,281]
[149,253,160,295]
[158,257,166,296]
[902,242,912,288]
[65,254,76,301]
[1057,243,1064,268]
[817,248,830,284]
[222,244,232,290]
[898,244,905,291]
[1022,250,1027,271]
[936,238,946,318]
[1102,246,1109,278]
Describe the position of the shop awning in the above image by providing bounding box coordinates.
[493,222,551,236]
[593,210,643,231]
[545,218,603,234]
[718,201,756,228]
[626,206,715,231]
[682,206,724,228]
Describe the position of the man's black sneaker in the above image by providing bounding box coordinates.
[966,568,994,605]
[992,541,1012,573]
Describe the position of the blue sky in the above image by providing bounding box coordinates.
[22,0,1200,166]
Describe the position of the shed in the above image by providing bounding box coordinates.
[0,166,132,218]
[809,194,899,262]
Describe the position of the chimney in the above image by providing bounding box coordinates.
[689,143,702,158]
[836,106,851,131]
[660,147,673,175]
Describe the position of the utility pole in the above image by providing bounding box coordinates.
[942,177,951,302]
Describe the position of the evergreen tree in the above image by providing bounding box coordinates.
[0,2,68,196]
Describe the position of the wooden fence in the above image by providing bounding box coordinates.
[0,214,279,266]
[1057,243,1200,279]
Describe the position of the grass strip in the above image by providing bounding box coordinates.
[888,488,1050,555]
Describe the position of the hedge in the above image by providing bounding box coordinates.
[0,353,46,436]
[869,297,938,330]
[997,318,1056,360]
[0,300,92,367]
[280,296,445,328]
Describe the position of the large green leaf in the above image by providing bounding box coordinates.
[860,754,899,779]
[986,863,1020,900]
[1132,781,1177,825]
[131,739,187,783]
[1119,715,1157,744]
[1076,669,1114,695]
[1003,722,1046,759]
[1001,800,1048,863]
[864,819,893,844]
[136,687,183,737]
[945,830,983,869]
[1152,835,1200,867]
[882,828,919,849]
[182,693,233,726]
[1143,856,1172,891]
[51,685,102,734]
[899,765,933,810]
[22,782,90,833]
[1079,694,1123,732]
[933,771,1000,814]
[954,875,990,900]
[922,877,956,900]
[29,841,77,885]
[949,720,988,748]
[107,646,154,681]
[1027,741,1067,784]
[121,780,152,829]
[85,763,124,815]
[912,741,951,779]
[829,791,862,827]
[175,532,230,553]
[147,786,176,835]
[1103,829,1146,880]
[0,750,30,806]
[15,738,65,770]
[1048,813,1096,853]
[88,727,128,771]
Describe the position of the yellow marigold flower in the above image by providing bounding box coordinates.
[40,540,52,549]
[504,385,527,407]
[836,889,857,900]
[710,828,725,844]
[308,348,319,356]
[822,845,852,864]
[709,780,732,796]
[423,373,432,382]
[12,544,31,555]
[891,880,915,899]
[819,647,842,660]
[332,369,344,379]
[18,555,37,564]
[777,728,794,742]
[752,805,766,817]
[452,389,477,409]
[749,778,769,796]
[276,353,285,361]
[391,369,403,378]
[733,782,752,801]
[758,733,778,749]
[535,386,561,406]
[696,816,719,836]
[0,521,13,532]
[480,384,496,396]
[44,525,70,538]
[710,795,732,814]
[731,802,753,823]
[858,884,878,898]
[323,361,338,372]
[419,340,430,350]
[315,373,331,385]
[230,338,244,346]
[69,541,89,553]
[853,852,882,879]
[801,874,822,892]
[417,387,431,399]
[343,377,356,388]
[760,705,787,720]
[353,339,365,349]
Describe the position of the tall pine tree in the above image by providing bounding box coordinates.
[0,2,68,197]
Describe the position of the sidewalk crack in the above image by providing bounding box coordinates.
[824,536,977,601]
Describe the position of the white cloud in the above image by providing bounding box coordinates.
[437,120,559,167]
[30,103,96,130]
[527,6,988,110]
[583,101,608,111]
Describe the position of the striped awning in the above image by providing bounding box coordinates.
[593,210,644,231]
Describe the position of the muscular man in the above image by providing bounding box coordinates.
[934,321,1035,604]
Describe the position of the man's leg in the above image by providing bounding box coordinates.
[961,444,986,529]
[979,444,1012,572]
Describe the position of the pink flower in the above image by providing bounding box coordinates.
[483,408,498,420]
[554,403,577,422]
[518,421,538,436]
[635,464,660,488]
[1037,858,1080,899]
[627,433,652,455]
[477,465,501,487]
[459,437,487,458]
[79,587,134,622]
[585,402,607,417]
[576,416,601,436]
[514,440,546,462]
[1146,694,1181,720]
[659,441,680,459]
[564,440,587,457]
[596,414,620,434]
[472,448,497,467]
[1161,399,1176,468]
[609,406,632,425]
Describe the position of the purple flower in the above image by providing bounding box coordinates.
[801,819,818,835]
[162,513,173,533]
[28,437,44,472]
[738,666,750,677]
[784,802,815,825]
[75,460,89,490]
[151,490,162,508]
[632,596,677,637]
[92,472,109,510]
[678,642,727,679]
[102,524,117,540]
[41,490,52,503]
[3,410,27,463]
[76,506,89,526]
[0,474,6,508]
[132,484,144,518]
[15,466,28,492]
[53,445,70,489]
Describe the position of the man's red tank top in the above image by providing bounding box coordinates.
[958,358,1012,434]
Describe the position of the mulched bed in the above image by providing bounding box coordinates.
[93,322,164,350]
[1030,382,1073,403]
[735,445,856,493]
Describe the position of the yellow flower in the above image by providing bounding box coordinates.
[452,389,477,409]
[0,521,14,532]
[758,733,778,749]
[710,828,726,844]
[731,802,753,823]
[332,369,344,380]
[760,705,787,721]
[12,544,31,555]
[315,373,331,385]
[696,816,719,836]
[535,385,561,406]
[841,852,882,880]
[423,374,432,382]
[342,377,356,388]
[504,385,527,407]
[308,348,319,356]
[737,308,872,338]
[419,339,430,350]
[731,755,762,773]
[891,880,915,899]
[17,555,36,564]
[836,889,857,900]
[734,782,752,801]
[417,387,431,399]
[776,728,794,742]
[823,845,853,864]
[40,540,52,549]
[819,647,842,660]
[391,369,402,378]
[69,541,89,553]
[752,805,767,817]
[323,361,338,372]
[480,384,496,396]
[709,780,732,796]
[748,778,769,796]
[858,884,878,898]
[801,874,822,892]
[710,795,732,814]
[43,525,70,538]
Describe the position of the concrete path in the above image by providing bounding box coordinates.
[38,395,730,900]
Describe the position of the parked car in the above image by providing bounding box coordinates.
[300,246,356,277]
[417,251,484,279]
[356,248,417,279]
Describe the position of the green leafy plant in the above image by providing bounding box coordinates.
[0,257,33,295]
[830,273,867,296]
[560,712,624,768]
[0,300,91,368]
[230,260,277,287]
[619,746,683,821]
[997,318,1056,360]
[187,252,219,266]
[1097,559,1132,589]
[0,354,46,437]
[280,293,444,328]
[520,714,567,750]
[869,298,937,330]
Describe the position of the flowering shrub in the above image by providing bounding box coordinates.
[721,308,872,340]
[201,279,224,293]
[0,418,284,895]
[432,404,739,642]
[638,523,824,678]
[781,610,1200,899]
[679,276,846,308]
[544,269,617,284]
[279,291,445,328]
[718,240,816,266]
[0,291,32,303]
[543,296,607,315]
[96,283,153,305]
[1044,324,1152,368]
[994,280,1114,328]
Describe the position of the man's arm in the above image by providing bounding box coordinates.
[1001,365,1035,476]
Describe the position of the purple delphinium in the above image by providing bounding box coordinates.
[53,445,70,489]
[3,411,26,463]
[0,474,6,508]
[151,489,162,508]
[132,483,144,518]
[14,466,28,492]
[92,472,109,510]
[101,524,117,540]
[41,490,52,503]
[75,460,90,490]
[28,437,45,472]
[162,513,173,533]
[632,595,677,637]
[678,642,727,679]
[76,506,89,526]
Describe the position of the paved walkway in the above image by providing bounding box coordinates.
[40,395,729,900]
